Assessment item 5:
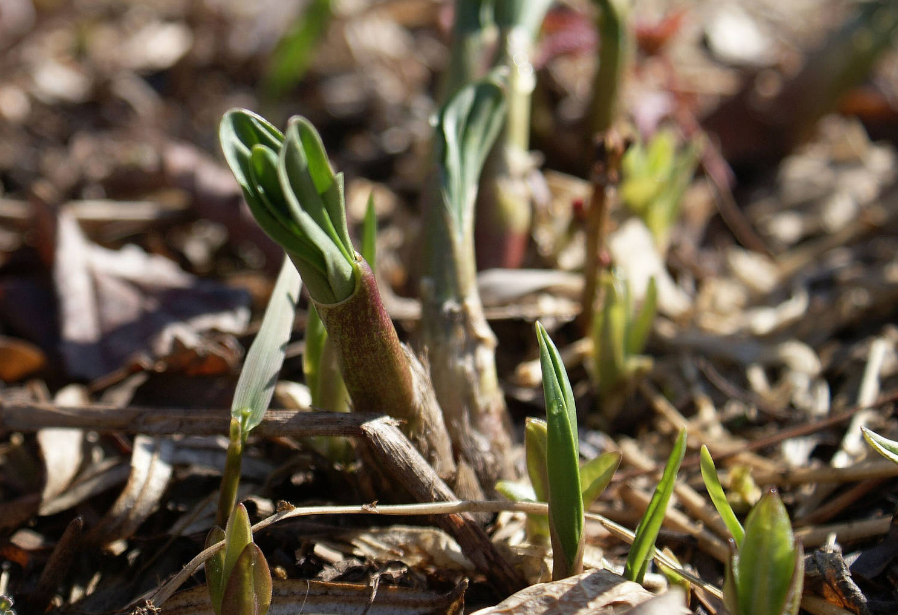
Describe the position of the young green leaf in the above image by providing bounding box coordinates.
[626,277,656,357]
[436,75,508,239]
[222,504,254,590]
[624,428,687,584]
[862,426,898,466]
[205,526,227,615]
[495,480,537,503]
[263,0,332,98]
[220,109,358,305]
[700,445,745,548]
[579,451,621,508]
[361,192,377,270]
[220,543,272,615]
[729,488,803,615]
[535,321,583,580]
[494,0,553,40]
[525,417,549,502]
[232,256,301,435]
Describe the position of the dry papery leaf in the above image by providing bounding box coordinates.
[470,569,657,615]
[54,206,249,380]
[161,578,466,615]
[84,435,174,546]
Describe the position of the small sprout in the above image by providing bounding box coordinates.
[220,110,356,304]
[862,426,898,465]
[536,322,583,580]
[724,488,803,615]
[590,272,656,407]
[624,428,686,584]
[0,596,15,615]
[620,129,701,251]
[206,504,272,615]
[497,417,620,545]
[361,192,377,268]
[700,445,745,548]
[218,256,300,525]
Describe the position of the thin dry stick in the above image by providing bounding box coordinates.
[614,388,898,482]
[752,459,898,486]
[144,499,723,609]
[578,132,625,334]
[1,407,523,596]
[795,516,891,547]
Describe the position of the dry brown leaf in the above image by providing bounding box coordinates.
[161,578,466,615]
[621,588,690,615]
[470,569,654,615]
[84,435,174,545]
[54,207,249,380]
[0,335,45,381]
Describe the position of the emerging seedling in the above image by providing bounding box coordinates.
[221,109,456,484]
[624,428,686,584]
[206,504,272,615]
[496,417,620,545]
[702,448,803,615]
[862,427,898,465]
[218,256,300,526]
[590,272,656,419]
[422,76,514,491]
[724,488,803,615]
[699,445,745,548]
[534,322,584,580]
[620,129,701,252]
[475,0,553,269]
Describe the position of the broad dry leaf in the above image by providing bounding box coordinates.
[470,569,654,615]
[54,207,249,380]
[162,578,466,615]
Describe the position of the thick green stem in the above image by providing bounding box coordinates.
[439,0,497,104]
[588,0,629,136]
[476,27,537,270]
[216,418,244,527]
[313,257,456,482]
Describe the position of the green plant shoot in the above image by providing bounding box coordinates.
[496,417,620,544]
[624,428,686,584]
[862,427,898,465]
[206,503,272,615]
[263,0,332,98]
[590,272,656,412]
[218,256,300,526]
[535,322,583,580]
[221,108,456,486]
[700,445,745,548]
[423,74,514,492]
[589,0,630,135]
[220,110,356,305]
[620,129,701,251]
[724,488,803,615]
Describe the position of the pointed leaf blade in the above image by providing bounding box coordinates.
[862,427,898,466]
[536,322,583,579]
[624,429,687,583]
[525,417,549,502]
[233,257,301,434]
[580,451,621,508]
[700,445,745,548]
[733,488,799,615]
[205,526,227,615]
[220,543,272,615]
